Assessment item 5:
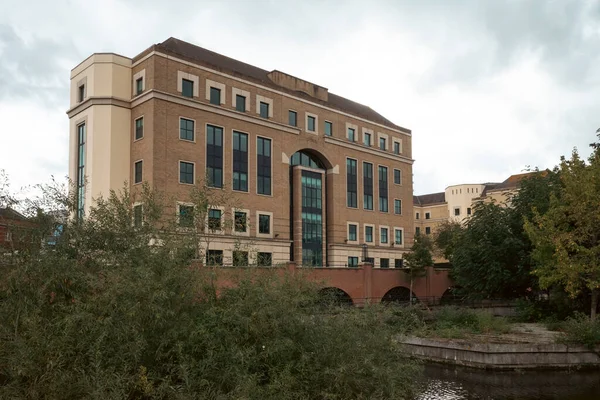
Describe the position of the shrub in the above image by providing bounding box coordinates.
[557,313,600,349]
[431,306,510,335]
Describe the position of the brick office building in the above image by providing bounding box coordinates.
[67,38,414,268]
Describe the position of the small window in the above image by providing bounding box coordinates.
[416,212,420,220]
[380,258,389,269]
[467,207,472,215]
[415,227,421,235]
[182,79,194,98]
[208,209,222,230]
[236,94,246,112]
[133,204,143,228]
[179,161,194,184]
[257,252,272,267]
[210,87,221,105]
[379,137,386,151]
[136,78,143,95]
[207,250,223,266]
[233,251,249,267]
[348,224,357,241]
[324,121,332,136]
[425,227,431,235]
[394,169,402,185]
[394,229,403,245]
[454,208,460,216]
[363,132,371,146]
[78,84,85,102]
[476,188,479,193]
[135,117,144,140]
[365,226,373,243]
[394,199,402,215]
[134,160,143,184]
[259,102,269,118]
[347,127,356,141]
[394,141,401,155]
[179,205,194,228]
[180,118,194,141]
[234,211,247,232]
[394,259,404,268]
[348,256,359,268]
[289,110,297,127]
[258,214,270,234]
[380,227,388,244]
[307,115,316,132]
[425,212,431,220]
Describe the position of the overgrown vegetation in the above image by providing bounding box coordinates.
[552,313,600,349]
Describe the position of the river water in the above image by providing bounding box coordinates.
[416,364,600,400]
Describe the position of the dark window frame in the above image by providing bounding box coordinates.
[348,224,357,241]
[378,165,388,212]
[178,204,194,228]
[307,115,316,132]
[363,162,373,210]
[134,160,143,184]
[207,249,224,266]
[289,110,297,127]
[365,225,373,243]
[179,118,194,141]
[364,132,371,146]
[259,101,269,118]
[381,227,388,244]
[258,213,271,234]
[234,211,247,232]
[379,137,386,151]
[232,131,248,192]
[209,87,221,105]
[394,199,402,215]
[256,137,272,195]
[346,158,358,208]
[257,252,272,267]
[394,169,402,185]
[235,94,246,112]
[208,209,222,231]
[395,229,403,245]
[348,256,359,268]
[133,204,143,228]
[324,121,332,136]
[179,161,195,184]
[135,117,144,140]
[135,77,143,95]
[380,258,390,269]
[394,141,401,155]
[206,125,224,188]
[347,127,356,141]
[78,85,85,102]
[182,78,194,98]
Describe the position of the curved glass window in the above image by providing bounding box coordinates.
[290,151,325,169]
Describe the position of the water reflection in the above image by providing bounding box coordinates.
[417,364,600,400]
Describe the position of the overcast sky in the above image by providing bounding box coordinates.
[1,0,599,195]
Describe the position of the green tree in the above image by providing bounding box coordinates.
[404,232,433,305]
[525,136,600,320]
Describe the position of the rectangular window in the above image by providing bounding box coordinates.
[210,87,221,105]
[259,101,269,118]
[258,214,270,234]
[394,141,401,155]
[134,160,143,184]
[425,212,431,220]
[365,226,373,243]
[135,117,144,140]
[379,137,386,151]
[78,85,85,102]
[348,224,357,241]
[179,161,194,184]
[76,123,86,219]
[208,209,222,230]
[395,259,404,268]
[381,227,388,244]
[454,208,461,216]
[236,94,246,112]
[416,212,420,220]
[324,121,332,136]
[207,125,223,188]
[394,169,402,185]
[394,199,402,215]
[425,227,431,235]
[378,166,388,212]
[257,252,272,267]
[307,115,316,132]
[179,205,194,228]
[234,211,247,232]
[232,131,248,192]
[180,118,194,141]
[289,110,297,126]
[380,258,389,269]
[233,251,249,266]
[136,78,143,95]
[133,204,143,228]
[347,127,355,141]
[348,256,359,268]
[415,227,421,235]
[467,207,472,215]
[182,79,194,98]
[364,132,371,146]
[346,158,357,208]
[207,250,223,266]
[363,162,373,210]
[395,229,403,245]
[257,137,272,195]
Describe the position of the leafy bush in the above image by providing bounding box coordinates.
[556,313,600,349]
[431,306,510,335]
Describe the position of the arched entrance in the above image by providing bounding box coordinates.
[289,150,331,267]
[319,287,353,306]
[381,286,419,305]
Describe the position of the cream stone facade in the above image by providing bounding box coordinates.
[67,38,414,268]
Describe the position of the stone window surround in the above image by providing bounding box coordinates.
[394,168,402,185]
[232,87,250,111]
[379,225,390,246]
[206,79,226,105]
[232,208,250,236]
[393,227,405,247]
[364,223,375,244]
[362,127,374,146]
[377,132,389,151]
[179,116,196,143]
[256,95,274,118]
[346,221,359,244]
[177,71,200,97]
[206,205,226,235]
[305,112,318,134]
[392,137,403,154]
[454,207,461,216]
[178,159,196,185]
[133,69,146,96]
[76,76,87,103]
[256,210,274,238]
[176,201,195,229]
[346,122,358,142]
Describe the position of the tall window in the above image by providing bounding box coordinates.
[135,78,143,95]
[347,127,356,141]
[179,205,194,227]
[208,209,222,230]
[258,214,271,234]
[301,171,323,266]
[134,160,143,184]
[467,207,472,215]
[363,162,373,210]
[395,229,403,245]
[182,79,194,98]
[180,118,194,141]
[232,131,248,192]
[307,115,316,132]
[76,123,86,219]
[379,137,386,150]
[394,169,402,185]
[346,158,357,208]
[425,227,431,235]
[365,226,373,243]
[416,212,420,220]
[381,227,388,244]
[348,224,357,241]
[425,212,430,220]
[394,141,401,154]
[289,110,297,127]
[236,95,246,112]
[257,137,271,195]
[133,204,143,228]
[207,125,223,188]
[363,132,371,146]
[394,199,402,215]
[78,85,85,102]
[135,117,144,140]
[324,121,332,136]
[179,161,194,184]
[415,227,421,235]
[234,211,247,232]
[259,101,269,118]
[378,166,388,212]
[210,87,221,105]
